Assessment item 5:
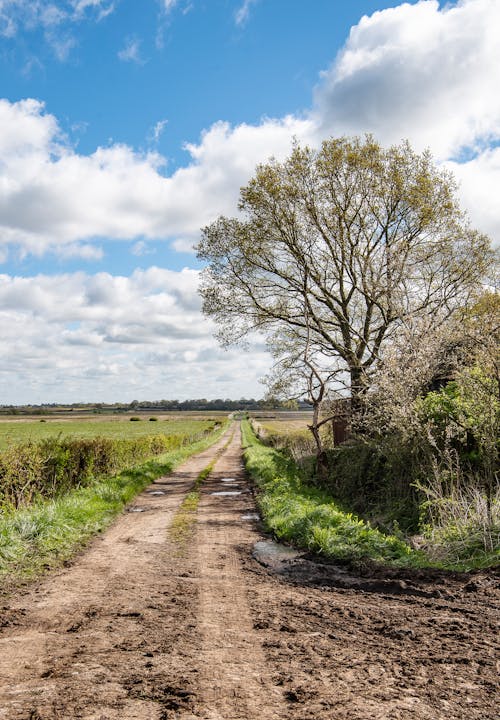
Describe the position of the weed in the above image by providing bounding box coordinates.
[242,420,499,570]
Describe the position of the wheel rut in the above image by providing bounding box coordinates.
[193,426,284,720]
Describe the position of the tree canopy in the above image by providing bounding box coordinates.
[197,136,494,404]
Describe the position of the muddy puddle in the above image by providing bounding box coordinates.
[253,540,302,570]
[210,490,243,496]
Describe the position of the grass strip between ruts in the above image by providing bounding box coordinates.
[168,427,236,551]
[0,421,231,589]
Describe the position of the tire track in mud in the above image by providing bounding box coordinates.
[192,426,285,720]
[0,427,236,720]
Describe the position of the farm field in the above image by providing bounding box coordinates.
[248,411,313,437]
[0,423,497,719]
[0,413,227,450]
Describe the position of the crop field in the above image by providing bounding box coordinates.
[248,411,312,435]
[0,413,227,450]
[253,418,311,436]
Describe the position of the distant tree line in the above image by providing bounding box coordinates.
[0,398,311,415]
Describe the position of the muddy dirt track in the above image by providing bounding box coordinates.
[0,423,498,719]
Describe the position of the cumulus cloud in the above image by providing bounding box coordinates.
[0,99,313,258]
[2,0,499,262]
[446,146,500,243]
[0,267,271,403]
[2,0,500,404]
[314,0,500,161]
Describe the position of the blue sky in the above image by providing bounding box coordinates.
[0,0,498,403]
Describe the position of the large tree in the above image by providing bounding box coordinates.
[197,136,494,407]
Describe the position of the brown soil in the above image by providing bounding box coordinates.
[0,424,498,719]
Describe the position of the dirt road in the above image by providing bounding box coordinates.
[0,424,498,719]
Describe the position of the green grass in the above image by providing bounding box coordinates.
[0,422,230,588]
[242,420,500,571]
[0,417,223,450]
[242,419,421,568]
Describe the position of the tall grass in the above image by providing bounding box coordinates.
[243,420,499,570]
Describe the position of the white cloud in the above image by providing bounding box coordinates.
[148,118,168,145]
[445,146,500,243]
[2,0,499,262]
[162,0,178,13]
[0,0,115,57]
[57,242,104,260]
[0,268,271,403]
[131,240,155,256]
[314,0,500,161]
[2,0,499,404]
[72,0,114,18]
[0,98,313,258]
[0,0,114,33]
[117,36,144,64]
[235,0,259,27]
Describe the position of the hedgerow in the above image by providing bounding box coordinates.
[0,429,216,510]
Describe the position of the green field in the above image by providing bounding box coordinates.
[0,415,227,450]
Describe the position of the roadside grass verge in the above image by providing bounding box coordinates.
[0,423,230,589]
[241,419,421,568]
[242,421,499,571]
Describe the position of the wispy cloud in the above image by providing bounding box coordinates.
[46,30,77,61]
[72,1,116,22]
[118,36,145,64]
[148,118,168,145]
[0,0,116,59]
[162,0,178,13]
[131,240,156,256]
[235,0,258,27]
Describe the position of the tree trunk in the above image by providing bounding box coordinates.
[308,400,329,481]
[349,365,368,428]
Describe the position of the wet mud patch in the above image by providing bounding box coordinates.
[0,606,27,628]
[125,675,196,716]
[252,539,500,600]
[243,540,500,720]
[210,489,243,496]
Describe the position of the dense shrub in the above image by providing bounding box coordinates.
[321,439,423,531]
[0,431,197,510]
